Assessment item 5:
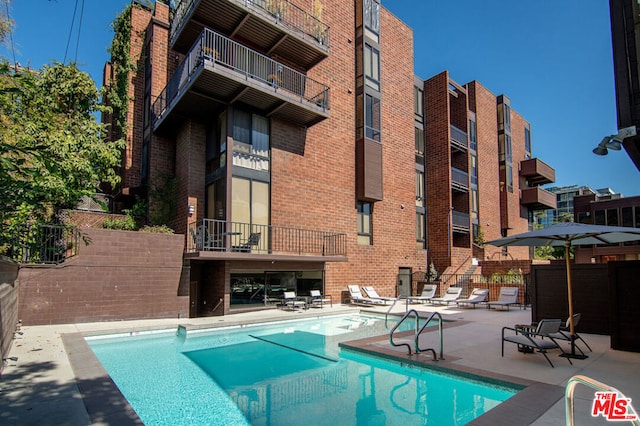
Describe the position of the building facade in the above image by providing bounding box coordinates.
[574,193,640,263]
[104,1,556,316]
[418,73,556,276]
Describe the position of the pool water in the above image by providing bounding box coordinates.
[87,314,518,425]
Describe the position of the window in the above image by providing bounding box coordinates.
[414,87,424,122]
[524,127,532,157]
[416,170,424,207]
[416,212,425,248]
[471,188,479,215]
[607,208,619,226]
[469,119,477,151]
[363,0,380,34]
[470,154,478,186]
[365,94,381,142]
[364,44,380,91]
[232,110,270,171]
[594,210,606,225]
[415,127,424,157]
[503,103,511,132]
[357,201,372,245]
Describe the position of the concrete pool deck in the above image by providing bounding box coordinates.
[1,302,639,425]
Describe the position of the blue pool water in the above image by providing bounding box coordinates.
[87,314,519,425]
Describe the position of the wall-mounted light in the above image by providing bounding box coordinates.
[188,204,195,215]
[593,126,637,156]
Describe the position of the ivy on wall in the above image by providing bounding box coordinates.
[106,3,136,140]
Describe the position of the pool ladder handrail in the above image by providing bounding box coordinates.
[388,309,444,361]
[565,375,640,426]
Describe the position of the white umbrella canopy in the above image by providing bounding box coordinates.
[487,222,640,358]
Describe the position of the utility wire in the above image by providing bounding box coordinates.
[63,0,79,64]
[73,0,84,63]
[4,0,17,69]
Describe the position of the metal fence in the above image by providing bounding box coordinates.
[6,224,79,264]
[426,273,530,307]
[187,219,346,256]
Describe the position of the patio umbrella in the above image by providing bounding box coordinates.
[486,221,640,358]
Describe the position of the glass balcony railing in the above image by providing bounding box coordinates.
[451,167,469,192]
[450,125,468,151]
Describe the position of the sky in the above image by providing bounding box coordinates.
[3,0,639,197]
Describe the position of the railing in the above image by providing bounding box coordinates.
[170,0,330,49]
[153,28,330,126]
[5,224,79,265]
[451,167,469,191]
[565,375,640,426]
[450,124,468,151]
[389,309,444,360]
[187,219,346,256]
[451,210,470,231]
[434,274,530,306]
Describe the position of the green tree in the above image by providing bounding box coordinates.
[0,61,124,246]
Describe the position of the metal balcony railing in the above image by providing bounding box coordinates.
[450,125,468,151]
[451,167,469,192]
[187,219,346,256]
[152,28,330,127]
[170,0,330,49]
[6,224,79,264]
[452,211,470,232]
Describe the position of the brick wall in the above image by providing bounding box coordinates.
[16,229,188,325]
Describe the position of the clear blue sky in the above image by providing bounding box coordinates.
[3,0,639,196]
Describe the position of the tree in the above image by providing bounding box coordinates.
[0,61,124,247]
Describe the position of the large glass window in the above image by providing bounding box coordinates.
[416,212,425,248]
[364,44,380,91]
[357,201,372,245]
[232,110,270,171]
[365,94,381,142]
[231,177,269,247]
[607,208,619,226]
[470,154,478,186]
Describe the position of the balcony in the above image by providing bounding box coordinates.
[186,219,347,261]
[452,211,470,233]
[520,158,555,186]
[170,0,329,70]
[451,167,469,192]
[450,125,468,152]
[521,187,557,210]
[152,29,330,133]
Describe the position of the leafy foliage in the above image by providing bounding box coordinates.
[0,61,124,247]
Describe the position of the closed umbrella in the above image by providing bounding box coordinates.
[487,221,640,358]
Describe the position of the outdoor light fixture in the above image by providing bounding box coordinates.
[188,204,195,215]
[593,126,637,156]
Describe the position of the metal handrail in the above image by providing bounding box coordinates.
[388,309,444,361]
[415,311,444,361]
[565,375,640,426]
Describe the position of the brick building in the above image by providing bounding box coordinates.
[103,1,556,317]
[417,73,556,275]
[573,193,640,263]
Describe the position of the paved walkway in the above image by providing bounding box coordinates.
[1,303,639,425]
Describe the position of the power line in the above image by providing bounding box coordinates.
[73,0,84,63]
[4,0,17,68]
[63,0,79,64]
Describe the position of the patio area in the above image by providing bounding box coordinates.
[1,301,638,425]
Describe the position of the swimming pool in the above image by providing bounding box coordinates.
[87,314,519,425]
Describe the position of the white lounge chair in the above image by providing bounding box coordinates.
[456,288,489,309]
[362,286,398,305]
[347,285,384,306]
[431,287,463,305]
[487,287,519,311]
[406,284,437,304]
